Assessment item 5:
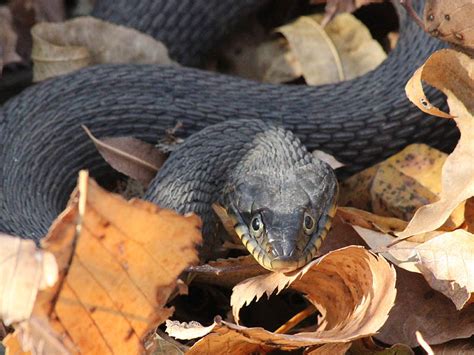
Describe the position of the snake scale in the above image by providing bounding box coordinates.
[0,0,459,270]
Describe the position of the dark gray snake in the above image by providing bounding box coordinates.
[0,0,458,270]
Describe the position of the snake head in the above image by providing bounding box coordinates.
[224,160,338,273]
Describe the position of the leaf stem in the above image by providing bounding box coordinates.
[274,305,317,334]
[400,0,426,31]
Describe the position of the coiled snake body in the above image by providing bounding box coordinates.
[0,0,458,270]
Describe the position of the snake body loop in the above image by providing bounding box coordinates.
[0,0,458,256]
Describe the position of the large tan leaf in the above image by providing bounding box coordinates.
[168,246,396,351]
[276,15,344,84]
[5,171,202,354]
[354,226,474,309]
[31,16,174,81]
[276,13,386,85]
[398,49,474,238]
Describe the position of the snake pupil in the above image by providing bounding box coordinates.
[304,215,314,230]
[251,217,261,231]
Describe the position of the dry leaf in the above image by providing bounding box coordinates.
[377,266,474,347]
[258,39,303,83]
[0,234,57,325]
[311,0,384,26]
[352,226,423,273]
[410,229,474,310]
[313,13,387,80]
[177,318,273,355]
[2,331,30,355]
[431,337,474,354]
[353,225,474,309]
[273,220,474,348]
[83,126,166,186]
[5,172,202,354]
[144,333,186,355]
[221,12,384,85]
[188,256,268,289]
[307,342,352,354]
[276,15,344,84]
[168,246,396,351]
[312,150,344,169]
[165,320,216,341]
[398,49,474,239]
[349,337,414,354]
[416,331,434,355]
[276,13,386,85]
[340,144,463,228]
[31,16,174,81]
[423,0,474,55]
[466,197,474,233]
[0,7,22,72]
[337,206,407,234]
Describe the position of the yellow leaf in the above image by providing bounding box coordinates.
[337,206,407,234]
[340,144,463,228]
[398,49,474,238]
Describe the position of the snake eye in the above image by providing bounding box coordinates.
[250,214,264,236]
[303,212,316,235]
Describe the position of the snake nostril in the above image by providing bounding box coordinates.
[267,242,297,258]
[268,243,283,257]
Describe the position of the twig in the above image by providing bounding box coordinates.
[400,0,426,31]
[274,305,317,334]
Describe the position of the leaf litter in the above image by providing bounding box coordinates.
[31,16,175,81]
[2,1,474,354]
[2,171,202,353]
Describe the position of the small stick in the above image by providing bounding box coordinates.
[274,305,317,334]
[400,0,426,31]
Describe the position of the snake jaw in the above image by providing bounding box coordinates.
[231,200,337,273]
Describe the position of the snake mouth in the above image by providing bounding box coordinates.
[234,202,337,273]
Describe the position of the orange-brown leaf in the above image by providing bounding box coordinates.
[6,171,202,354]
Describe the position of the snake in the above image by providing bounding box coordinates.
[0,0,458,271]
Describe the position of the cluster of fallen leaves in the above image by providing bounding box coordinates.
[1,49,473,353]
[1,0,474,354]
[216,6,389,86]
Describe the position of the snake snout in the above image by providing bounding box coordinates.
[268,241,295,258]
[265,239,304,272]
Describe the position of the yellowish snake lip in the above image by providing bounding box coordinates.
[269,256,307,273]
